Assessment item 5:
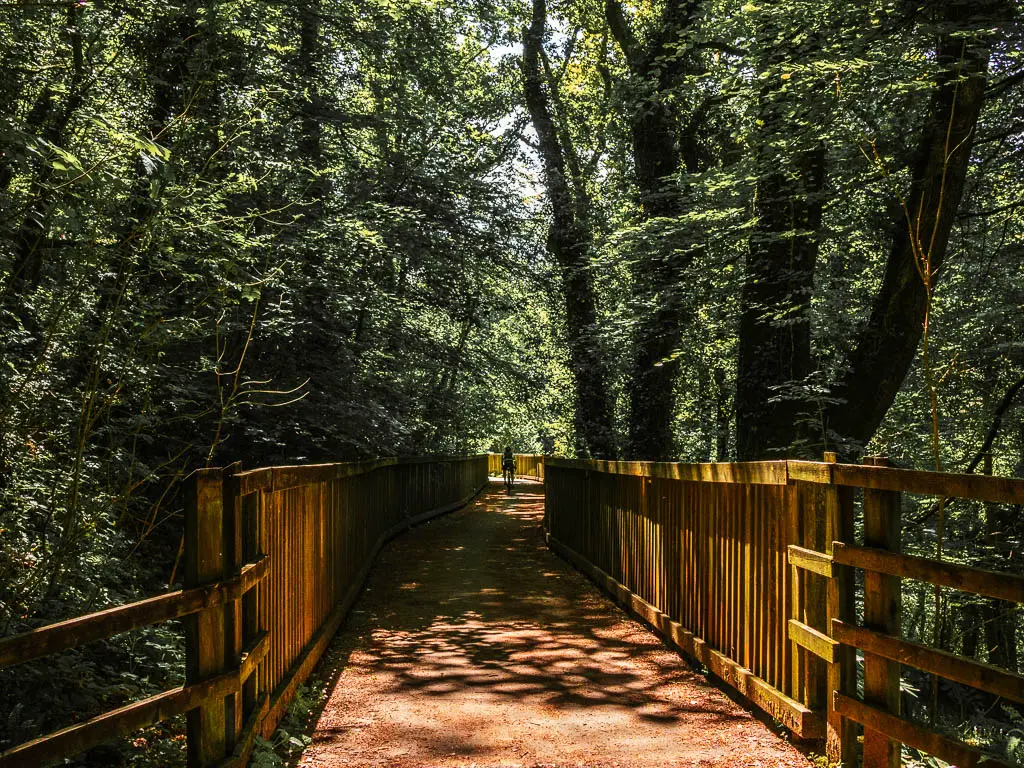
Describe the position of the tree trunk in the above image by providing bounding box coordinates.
[736,143,825,460]
[607,0,705,460]
[523,0,616,458]
[825,0,1010,455]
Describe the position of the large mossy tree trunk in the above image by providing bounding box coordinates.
[736,19,827,460]
[607,0,706,461]
[736,0,1011,459]
[522,0,617,459]
[736,147,824,460]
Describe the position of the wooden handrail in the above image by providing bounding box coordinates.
[832,542,1024,604]
[235,454,488,494]
[545,457,790,484]
[832,620,1024,704]
[834,693,1013,768]
[831,462,1024,505]
[0,556,268,669]
[0,633,268,767]
[543,457,1024,501]
[546,454,1024,768]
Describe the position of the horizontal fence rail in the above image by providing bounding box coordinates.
[0,454,487,768]
[544,456,1024,768]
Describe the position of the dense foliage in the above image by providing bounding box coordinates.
[1,0,1022,765]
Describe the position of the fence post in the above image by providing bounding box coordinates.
[240,476,263,725]
[824,452,858,766]
[185,467,228,767]
[862,456,902,768]
[221,462,244,749]
[789,474,827,714]
[786,478,804,702]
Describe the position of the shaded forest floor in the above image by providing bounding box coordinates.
[288,479,811,767]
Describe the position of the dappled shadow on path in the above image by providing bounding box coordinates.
[359,487,730,722]
[300,480,810,768]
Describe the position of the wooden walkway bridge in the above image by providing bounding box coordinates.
[1,454,1023,767]
[301,479,807,768]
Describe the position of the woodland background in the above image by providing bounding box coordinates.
[0,0,1022,764]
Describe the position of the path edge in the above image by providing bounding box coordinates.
[545,532,823,741]
[259,480,491,739]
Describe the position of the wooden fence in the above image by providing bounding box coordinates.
[487,452,545,480]
[0,455,487,768]
[4,450,1020,767]
[545,455,1024,768]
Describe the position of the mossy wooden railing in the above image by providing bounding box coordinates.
[0,455,487,768]
[544,455,1024,768]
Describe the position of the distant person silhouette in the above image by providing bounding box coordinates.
[502,445,515,491]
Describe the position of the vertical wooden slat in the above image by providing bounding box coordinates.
[725,486,732,654]
[767,487,776,684]
[184,467,228,767]
[703,484,712,645]
[744,484,754,672]
[757,487,767,683]
[730,487,737,659]
[259,490,268,697]
[709,485,717,648]
[275,491,283,687]
[686,483,693,633]
[689,482,695,630]
[291,489,299,665]
[786,481,802,699]
[768,488,777,686]
[304,483,315,649]
[720,485,728,652]
[698,482,703,636]
[280,491,287,677]
[670,480,680,619]
[862,456,902,768]
[700,483,708,639]
[737,488,744,662]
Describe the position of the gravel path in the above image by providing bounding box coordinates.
[298,480,812,768]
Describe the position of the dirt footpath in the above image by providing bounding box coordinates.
[299,480,812,768]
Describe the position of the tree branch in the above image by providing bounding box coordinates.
[965,372,1024,473]
[986,68,1024,98]
[604,0,639,72]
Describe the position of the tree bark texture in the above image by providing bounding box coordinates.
[736,140,825,460]
[607,0,705,460]
[523,0,617,458]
